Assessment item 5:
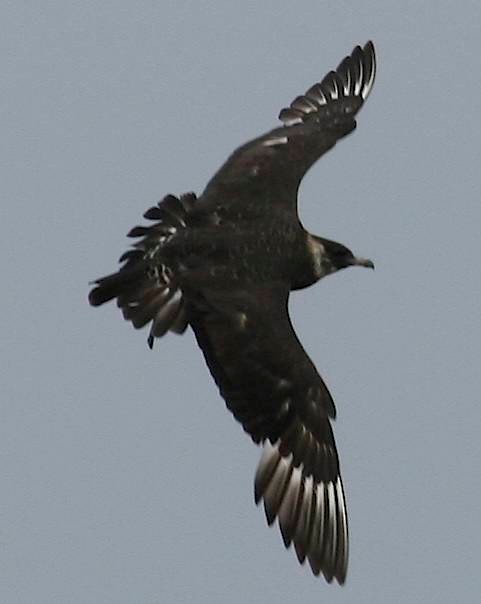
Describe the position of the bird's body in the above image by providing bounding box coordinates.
[89,42,376,584]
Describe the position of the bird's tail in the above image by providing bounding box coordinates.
[88,193,196,348]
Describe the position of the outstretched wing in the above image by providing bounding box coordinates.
[189,284,348,583]
[199,41,375,219]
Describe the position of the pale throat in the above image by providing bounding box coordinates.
[306,234,335,280]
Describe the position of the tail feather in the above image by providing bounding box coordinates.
[169,303,189,335]
[88,266,146,307]
[89,192,197,346]
[150,289,183,336]
[122,287,172,327]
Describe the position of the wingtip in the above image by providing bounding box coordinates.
[364,40,376,56]
[279,40,377,126]
[361,40,376,101]
[254,441,349,585]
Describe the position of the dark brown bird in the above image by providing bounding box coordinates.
[89,41,376,584]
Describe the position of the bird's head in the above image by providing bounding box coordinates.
[309,235,374,279]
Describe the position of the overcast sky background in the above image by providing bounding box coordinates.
[2,2,480,603]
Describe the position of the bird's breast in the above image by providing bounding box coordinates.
[164,220,307,289]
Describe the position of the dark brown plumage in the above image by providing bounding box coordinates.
[89,41,376,584]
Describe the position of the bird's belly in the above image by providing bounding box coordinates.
[167,227,300,289]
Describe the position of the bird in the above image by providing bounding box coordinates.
[89,41,376,585]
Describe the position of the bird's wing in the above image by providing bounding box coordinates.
[198,42,375,220]
[189,283,348,583]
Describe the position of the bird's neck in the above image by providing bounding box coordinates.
[290,233,333,291]
[306,233,335,281]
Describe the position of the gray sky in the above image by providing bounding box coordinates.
[2,1,480,602]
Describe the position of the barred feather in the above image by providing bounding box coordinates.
[88,193,197,344]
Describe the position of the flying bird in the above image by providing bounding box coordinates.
[89,41,376,584]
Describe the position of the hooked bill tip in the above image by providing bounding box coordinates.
[352,256,375,270]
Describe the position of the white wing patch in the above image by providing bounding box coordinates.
[262,136,289,147]
[278,41,376,126]
[254,439,348,583]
